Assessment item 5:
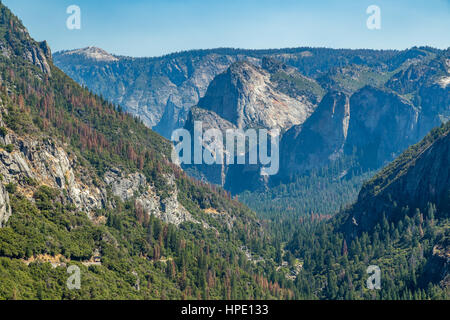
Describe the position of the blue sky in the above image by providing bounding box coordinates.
[3,0,450,57]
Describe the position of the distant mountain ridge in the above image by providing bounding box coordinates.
[54,46,432,138]
[54,41,449,217]
[185,52,448,193]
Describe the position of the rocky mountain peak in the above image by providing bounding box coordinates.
[61,46,119,62]
[39,40,52,60]
[197,60,316,131]
[0,5,52,75]
[280,91,350,176]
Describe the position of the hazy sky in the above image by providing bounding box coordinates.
[3,0,450,57]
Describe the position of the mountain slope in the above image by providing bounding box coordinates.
[341,121,450,234]
[0,3,292,300]
[54,46,412,137]
[53,19,448,222]
[282,122,450,300]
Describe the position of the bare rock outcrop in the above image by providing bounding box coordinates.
[197,61,315,131]
[0,131,105,215]
[280,91,350,176]
[105,169,197,226]
[0,182,11,227]
[344,86,420,169]
[0,128,199,227]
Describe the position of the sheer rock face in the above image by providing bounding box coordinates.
[418,83,450,139]
[155,95,190,138]
[55,44,448,199]
[54,46,447,143]
[343,125,450,234]
[280,86,420,176]
[279,83,447,176]
[279,51,448,178]
[24,41,52,75]
[182,60,318,191]
[386,53,450,137]
[1,37,52,75]
[153,55,253,137]
[197,61,315,131]
[182,107,236,187]
[54,47,325,138]
[344,86,420,169]
[418,57,450,135]
[0,129,106,216]
[280,91,350,176]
